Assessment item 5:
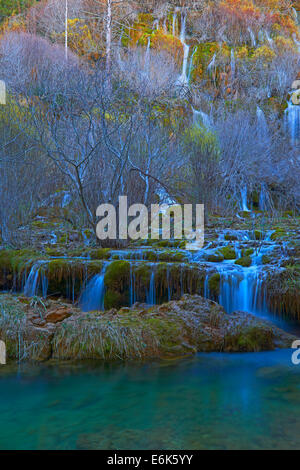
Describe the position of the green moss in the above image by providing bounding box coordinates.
[219,246,236,260]
[235,256,252,267]
[244,248,254,257]
[254,230,263,240]
[45,247,65,257]
[104,291,125,310]
[104,260,130,286]
[270,228,287,241]
[226,326,274,352]
[90,248,111,260]
[207,253,224,262]
[208,273,221,296]
[104,260,131,309]
[224,234,238,241]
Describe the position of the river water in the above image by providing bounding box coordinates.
[0,349,300,450]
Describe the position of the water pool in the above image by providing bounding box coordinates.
[0,349,300,450]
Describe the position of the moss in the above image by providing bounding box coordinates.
[134,264,152,284]
[244,248,254,257]
[90,248,111,260]
[224,234,238,241]
[104,260,131,309]
[254,230,263,240]
[262,255,271,265]
[87,261,103,275]
[208,273,221,296]
[235,256,252,267]
[219,246,236,260]
[270,228,287,241]
[225,326,274,352]
[104,260,130,286]
[207,253,224,262]
[104,290,126,310]
[45,247,65,257]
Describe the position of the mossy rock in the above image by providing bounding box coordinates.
[225,326,274,352]
[90,248,111,260]
[224,234,238,241]
[270,228,287,241]
[254,230,263,240]
[242,248,254,257]
[208,273,221,296]
[104,260,131,309]
[207,253,224,262]
[262,255,271,265]
[235,256,252,267]
[219,246,236,260]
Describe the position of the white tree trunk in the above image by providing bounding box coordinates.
[105,0,112,72]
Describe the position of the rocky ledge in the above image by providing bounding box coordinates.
[0,294,295,362]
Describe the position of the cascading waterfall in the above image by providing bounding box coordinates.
[240,186,250,212]
[256,106,268,135]
[207,52,216,74]
[285,98,300,144]
[178,12,190,85]
[23,261,48,298]
[79,264,107,312]
[192,107,212,128]
[146,270,156,305]
[217,265,267,316]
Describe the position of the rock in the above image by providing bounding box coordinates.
[44,307,73,323]
[235,256,252,267]
[0,293,297,362]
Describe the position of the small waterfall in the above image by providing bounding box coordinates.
[172,11,177,36]
[248,28,256,47]
[285,98,300,144]
[145,36,150,71]
[24,262,48,298]
[146,270,156,305]
[178,12,190,86]
[230,49,235,80]
[192,107,212,128]
[79,265,107,312]
[240,186,250,212]
[207,52,216,74]
[256,106,269,138]
[217,266,267,316]
[188,46,196,82]
[265,31,273,47]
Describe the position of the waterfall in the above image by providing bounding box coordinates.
[178,12,190,86]
[207,52,216,74]
[188,47,196,82]
[256,106,269,137]
[145,36,150,71]
[146,270,156,305]
[172,11,177,36]
[265,31,273,47]
[79,265,107,312]
[248,28,256,47]
[240,186,250,212]
[217,266,267,316]
[24,262,48,298]
[192,107,212,128]
[285,98,300,144]
[230,49,235,80]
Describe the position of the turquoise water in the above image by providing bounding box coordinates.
[1,350,300,450]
